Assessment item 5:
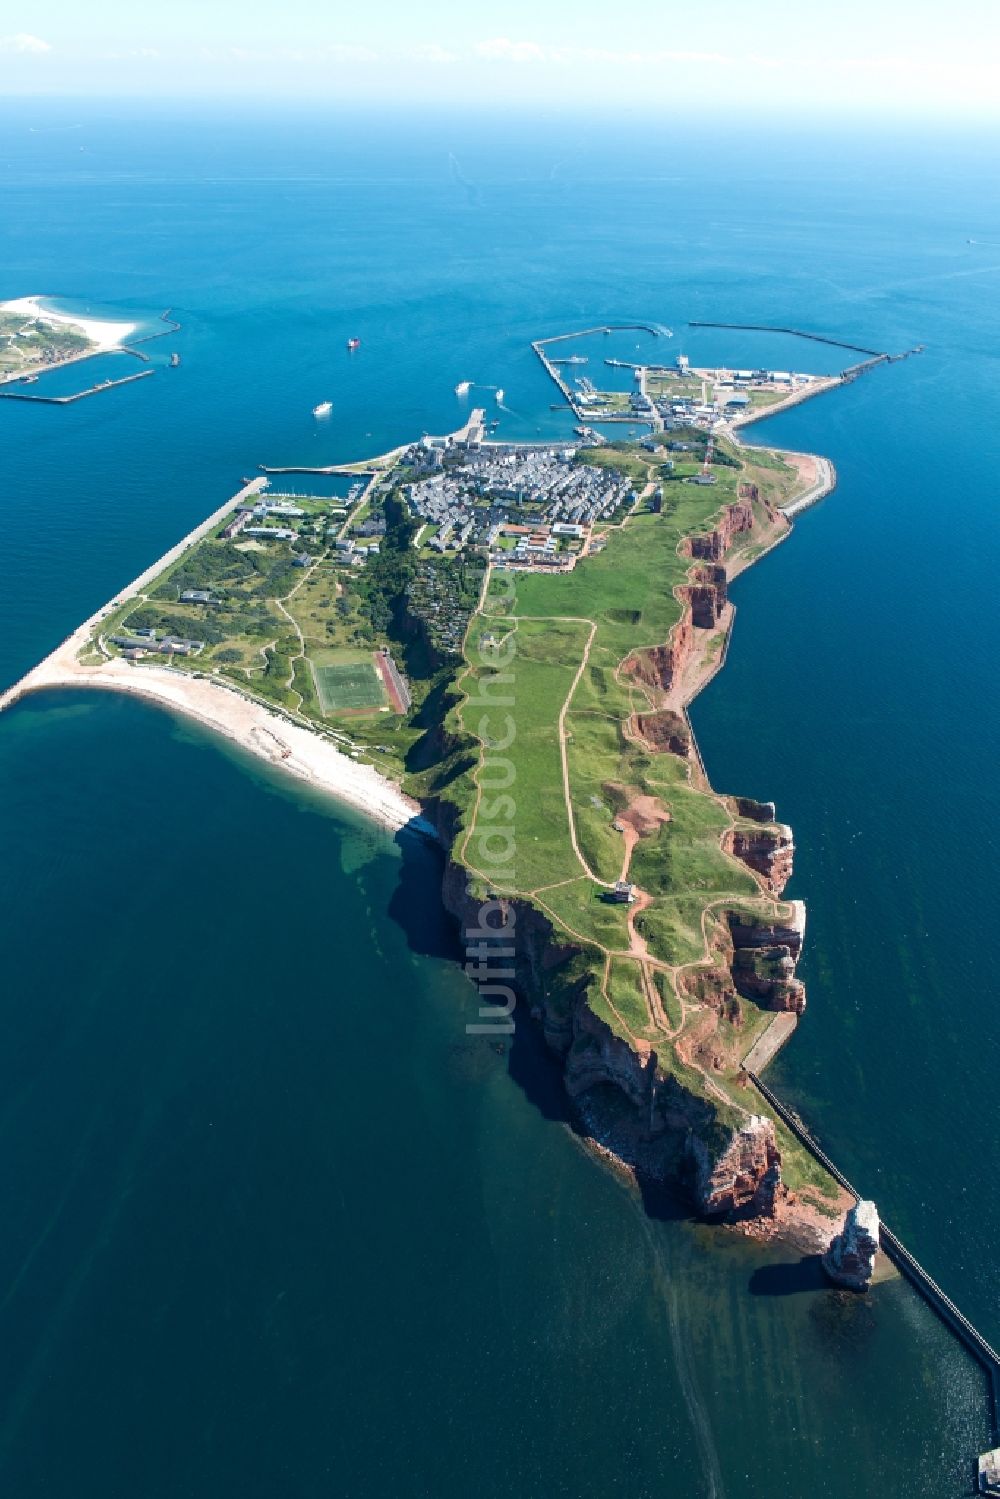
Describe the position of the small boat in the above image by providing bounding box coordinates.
[169,352,181,368]
[313,401,333,417]
[346,337,361,351]
[455,380,471,395]
[495,388,504,403]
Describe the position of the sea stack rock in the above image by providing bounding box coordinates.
[822,1200,881,1290]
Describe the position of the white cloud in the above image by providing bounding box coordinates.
[413,43,459,65]
[474,37,546,63]
[0,32,51,54]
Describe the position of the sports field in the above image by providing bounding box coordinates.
[311,654,387,713]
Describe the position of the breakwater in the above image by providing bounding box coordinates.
[0,369,155,404]
[688,321,925,365]
[126,307,183,348]
[261,463,375,477]
[688,321,888,357]
[538,322,669,344]
[746,1066,1000,1441]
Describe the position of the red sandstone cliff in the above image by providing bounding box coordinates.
[632,707,690,757]
[726,903,807,1014]
[686,496,754,562]
[723,822,795,895]
[690,1115,782,1217]
[622,605,693,694]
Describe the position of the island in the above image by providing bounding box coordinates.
[0,326,856,1256]
[6,314,999,1474]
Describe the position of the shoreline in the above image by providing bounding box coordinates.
[13,661,423,835]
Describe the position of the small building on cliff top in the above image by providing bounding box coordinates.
[606,881,636,904]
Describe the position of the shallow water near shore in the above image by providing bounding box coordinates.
[0,104,997,1496]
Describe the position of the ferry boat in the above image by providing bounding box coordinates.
[312,401,333,417]
[455,380,471,395]
[346,337,361,351]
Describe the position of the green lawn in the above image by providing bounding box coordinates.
[312,653,386,713]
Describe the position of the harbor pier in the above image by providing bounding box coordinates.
[0,368,155,404]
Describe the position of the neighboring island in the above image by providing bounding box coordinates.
[0,334,851,1252]
[0,295,137,383]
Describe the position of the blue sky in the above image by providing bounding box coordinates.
[2,0,998,116]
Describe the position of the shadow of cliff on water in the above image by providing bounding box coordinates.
[748,1255,828,1297]
[387,819,463,963]
[635,1175,693,1226]
[505,996,574,1126]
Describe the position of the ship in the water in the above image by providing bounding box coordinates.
[346,337,361,351]
[495,388,504,403]
[455,380,471,395]
[312,401,333,417]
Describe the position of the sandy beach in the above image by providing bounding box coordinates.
[1,294,137,351]
[1,628,425,835]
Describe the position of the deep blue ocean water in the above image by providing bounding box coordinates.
[0,103,998,1497]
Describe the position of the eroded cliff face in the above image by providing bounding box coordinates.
[564,1004,658,1108]
[632,708,691,758]
[687,564,728,628]
[623,606,693,694]
[623,495,758,696]
[823,1201,881,1290]
[690,1115,782,1218]
[723,823,795,895]
[731,795,778,824]
[726,904,807,1014]
[686,496,754,562]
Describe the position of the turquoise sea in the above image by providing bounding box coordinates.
[0,104,997,1497]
